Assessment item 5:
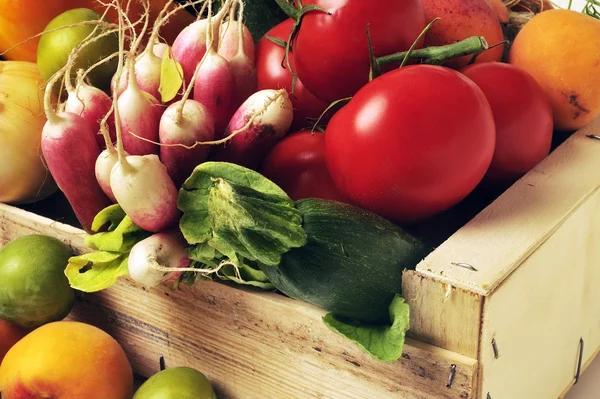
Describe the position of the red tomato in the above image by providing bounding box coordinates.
[293,0,427,103]
[255,19,329,130]
[260,130,350,203]
[460,62,553,186]
[325,65,496,225]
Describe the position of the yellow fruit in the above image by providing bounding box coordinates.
[0,321,133,399]
[509,10,600,131]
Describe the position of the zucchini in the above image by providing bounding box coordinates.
[259,199,433,324]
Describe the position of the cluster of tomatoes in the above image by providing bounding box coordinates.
[254,1,554,226]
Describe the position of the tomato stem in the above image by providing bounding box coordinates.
[376,36,489,68]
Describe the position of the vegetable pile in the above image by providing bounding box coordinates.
[1,0,600,364]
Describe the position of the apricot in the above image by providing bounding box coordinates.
[0,321,133,399]
[0,319,27,364]
[508,10,600,131]
[421,0,505,69]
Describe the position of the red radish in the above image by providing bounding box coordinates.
[193,1,237,136]
[109,3,180,233]
[210,88,294,169]
[172,0,233,86]
[218,13,255,62]
[159,47,215,188]
[127,230,192,288]
[227,0,258,108]
[117,57,163,156]
[64,69,115,149]
[41,68,112,232]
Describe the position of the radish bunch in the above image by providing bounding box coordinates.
[39,0,296,289]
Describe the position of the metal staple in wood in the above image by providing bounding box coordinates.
[450,262,478,272]
[574,338,584,384]
[159,355,166,371]
[491,338,499,359]
[446,364,457,388]
[586,134,600,140]
[486,393,492,399]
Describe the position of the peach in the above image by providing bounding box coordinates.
[509,10,600,131]
[421,0,505,69]
[0,321,133,399]
[486,0,510,23]
[0,319,27,364]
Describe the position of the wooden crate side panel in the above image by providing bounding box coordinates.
[403,270,483,358]
[416,118,600,296]
[479,189,600,399]
[0,204,478,399]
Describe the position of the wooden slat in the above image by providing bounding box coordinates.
[478,189,600,399]
[0,203,478,399]
[415,117,600,296]
[403,270,483,358]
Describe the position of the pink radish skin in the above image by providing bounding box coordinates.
[229,51,257,109]
[127,230,191,288]
[171,19,210,87]
[41,112,112,232]
[218,20,255,62]
[193,51,236,136]
[65,82,115,148]
[210,89,294,169]
[95,148,126,203]
[117,61,164,156]
[131,50,163,101]
[159,100,215,187]
[110,154,180,232]
[171,0,233,86]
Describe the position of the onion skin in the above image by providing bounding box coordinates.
[0,61,57,204]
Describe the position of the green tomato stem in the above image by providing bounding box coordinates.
[376,36,489,68]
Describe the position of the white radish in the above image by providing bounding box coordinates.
[127,230,191,288]
[172,0,233,86]
[210,89,293,169]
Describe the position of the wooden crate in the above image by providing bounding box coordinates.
[1,118,599,399]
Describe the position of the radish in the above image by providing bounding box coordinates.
[218,5,254,62]
[94,113,127,204]
[172,0,233,86]
[127,230,191,288]
[210,88,294,169]
[152,42,169,58]
[64,69,115,149]
[159,98,215,187]
[193,1,237,136]
[159,39,216,188]
[117,56,164,156]
[41,69,112,232]
[108,2,180,233]
[226,0,257,108]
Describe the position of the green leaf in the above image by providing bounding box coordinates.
[65,252,129,293]
[90,204,127,232]
[159,48,184,103]
[84,215,149,253]
[322,295,410,362]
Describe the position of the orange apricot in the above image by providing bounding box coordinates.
[421,0,505,69]
[0,321,133,399]
[509,9,600,131]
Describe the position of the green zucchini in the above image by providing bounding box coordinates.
[259,198,433,324]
